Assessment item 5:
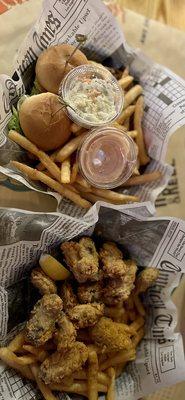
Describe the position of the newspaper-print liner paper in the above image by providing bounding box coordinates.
[0,201,185,400]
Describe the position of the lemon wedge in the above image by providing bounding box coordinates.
[39,254,70,281]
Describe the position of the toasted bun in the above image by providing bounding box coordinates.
[35,43,88,94]
[19,93,71,151]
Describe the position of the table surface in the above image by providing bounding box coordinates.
[119,0,185,31]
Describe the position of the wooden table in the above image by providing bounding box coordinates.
[119,0,185,31]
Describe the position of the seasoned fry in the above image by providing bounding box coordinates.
[100,348,136,370]
[127,130,138,139]
[121,171,162,187]
[71,122,82,134]
[23,345,48,362]
[116,105,135,124]
[70,161,79,183]
[50,382,107,395]
[79,192,111,204]
[36,132,87,171]
[134,294,146,316]
[118,75,133,89]
[76,174,91,189]
[61,158,71,184]
[132,166,140,176]
[15,355,37,365]
[104,306,126,323]
[8,130,61,182]
[121,66,129,77]
[88,350,99,400]
[31,364,58,400]
[7,330,25,352]
[107,368,115,400]
[134,96,150,166]
[129,316,145,332]
[90,187,139,203]
[123,85,143,109]
[0,348,34,380]
[132,327,145,347]
[124,117,130,130]
[55,132,87,162]
[11,161,91,209]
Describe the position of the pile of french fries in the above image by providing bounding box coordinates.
[0,246,148,400]
[8,66,162,209]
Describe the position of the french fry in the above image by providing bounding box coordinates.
[71,122,82,134]
[134,96,150,166]
[73,370,109,386]
[100,349,136,370]
[8,130,61,182]
[70,161,79,183]
[11,161,91,209]
[76,174,91,189]
[133,294,146,316]
[31,364,58,400]
[129,316,145,332]
[88,350,99,400]
[132,327,145,347]
[121,66,129,77]
[7,330,25,352]
[107,368,115,400]
[61,158,71,184]
[118,75,134,89]
[123,85,143,109]
[55,132,87,162]
[78,191,113,204]
[22,345,48,362]
[90,187,139,203]
[127,130,138,139]
[50,382,107,395]
[74,183,93,194]
[15,355,37,365]
[116,105,135,124]
[132,166,140,176]
[0,347,34,380]
[124,117,130,130]
[36,131,87,171]
[121,171,162,187]
[115,364,126,378]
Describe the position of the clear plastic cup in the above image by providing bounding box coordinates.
[78,126,138,189]
[59,64,124,128]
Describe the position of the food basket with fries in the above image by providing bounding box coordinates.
[0,0,185,215]
[0,202,185,400]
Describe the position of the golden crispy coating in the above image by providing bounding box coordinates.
[135,267,159,294]
[40,341,88,384]
[99,242,127,278]
[60,281,78,312]
[61,237,99,283]
[26,294,63,346]
[77,282,102,303]
[68,303,104,328]
[91,317,133,352]
[103,260,137,305]
[31,268,57,295]
[56,312,76,352]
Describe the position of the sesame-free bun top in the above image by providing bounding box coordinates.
[19,93,71,151]
[35,43,88,94]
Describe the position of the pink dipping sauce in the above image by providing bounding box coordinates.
[78,126,138,189]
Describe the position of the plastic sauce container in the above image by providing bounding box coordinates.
[78,126,138,189]
[59,64,123,128]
